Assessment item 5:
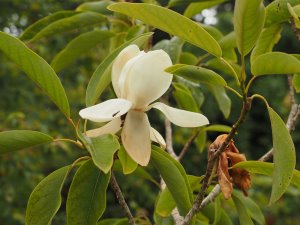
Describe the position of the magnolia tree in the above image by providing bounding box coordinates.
[1,0,300,224]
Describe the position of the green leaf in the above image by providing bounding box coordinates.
[113,160,160,187]
[51,30,114,72]
[0,130,53,154]
[293,73,300,93]
[234,0,265,56]
[0,32,70,117]
[180,52,198,65]
[125,25,146,41]
[213,197,222,224]
[173,82,199,112]
[207,84,231,118]
[83,134,120,174]
[155,188,176,217]
[97,218,128,225]
[76,1,114,15]
[67,160,110,225]
[153,37,184,64]
[168,0,208,7]
[29,12,107,42]
[252,52,300,75]
[232,194,254,225]
[184,0,226,18]
[265,0,300,27]
[166,64,227,86]
[233,161,300,188]
[218,31,236,50]
[108,3,222,57]
[20,11,78,41]
[195,131,207,153]
[86,32,153,106]
[251,24,282,63]
[26,165,71,225]
[217,210,233,225]
[205,58,241,80]
[267,107,296,204]
[232,191,265,225]
[151,146,192,216]
[117,146,138,174]
[204,124,232,133]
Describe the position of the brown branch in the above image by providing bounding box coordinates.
[178,130,200,161]
[165,119,179,160]
[110,172,135,225]
[182,98,252,225]
[290,17,300,42]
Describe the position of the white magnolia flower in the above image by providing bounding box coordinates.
[79,45,209,166]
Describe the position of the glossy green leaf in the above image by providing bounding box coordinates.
[20,11,78,41]
[233,191,265,225]
[233,161,300,188]
[67,160,110,225]
[173,82,199,112]
[26,166,70,225]
[153,37,184,64]
[265,0,300,27]
[213,197,222,224]
[287,3,300,28]
[117,146,138,174]
[207,84,231,118]
[195,131,207,153]
[268,107,296,204]
[51,30,114,72]
[29,12,106,42]
[151,146,192,216]
[184,0,226,18]
[217,210,233,225]
[76,1,114,14]
[234,0,265,56]
[0,130,53,154]
[108,3,222,57]
[86,32,153,106]
[204,124,232,133]
[168,0,209,7]
[201,25,223,41]
[166,64,227,86]
[155,188,176,217]
[293,73,300,93]
[205,58,241,80]
[154,213,174,225]
[0,32,70,117]
[97,218,128,225]
[125,25,146,41]
[232,195,254,225]
[218,31,236,50]
[251,24,282,63]
[180,52,198,65]
[83,134,120,174]
[252,52,300,75]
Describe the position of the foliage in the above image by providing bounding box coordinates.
[1,0,300,225]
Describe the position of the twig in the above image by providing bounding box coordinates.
[165,119,179,160]
[110,172,135,225]
[290,17,300,42]
[178,130,200,161]
[182,98,252,225]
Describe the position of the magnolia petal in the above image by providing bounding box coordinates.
[124,50,173,109]
[79,98,132,122]
[112,45,140,97]
[121,111,151,166]
[150,127,166,149]
[85,118,122,138]
[149,102,209,127]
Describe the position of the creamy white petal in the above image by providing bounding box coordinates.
[121,111,151,166]
[150,127,166,149]
[79,99,132,122]
[85,118,122,138]
[112,45,140,97]
[149,102,209,127]
[118,51,146,98]
[124,50,173,109]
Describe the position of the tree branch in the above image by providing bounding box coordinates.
[182,98,252,225]
[110,172,135,225]
[178,130,200,161]
[165,119,179,160]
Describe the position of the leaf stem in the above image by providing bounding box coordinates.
[110,172,136,225]
[54,138,83,148]
[225,86,243,98]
